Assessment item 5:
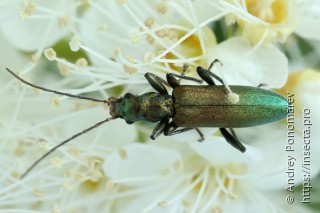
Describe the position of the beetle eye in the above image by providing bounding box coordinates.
[124,93,134,99]
[125,120,134,124]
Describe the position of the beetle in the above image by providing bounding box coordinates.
[5,60,288,178]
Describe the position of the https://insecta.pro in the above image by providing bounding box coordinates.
[5,60,288,178]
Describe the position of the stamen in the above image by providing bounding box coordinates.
[69,35,83,52]
[105,179,116,190]
[118,148,128,160]
[32,189,44,197]
[44,48,57,61]
[158,201,168,208]
[20,2,37,20]
[50,157,62,168]
[192,167,209,212]
[76,58,88,68]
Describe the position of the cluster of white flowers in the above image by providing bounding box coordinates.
[0,0,319,212]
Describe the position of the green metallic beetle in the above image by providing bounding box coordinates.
[108,61,287,153]
[5,60,287,178]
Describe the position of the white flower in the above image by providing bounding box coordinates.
[102,137,316,212]
[221,0,320,46]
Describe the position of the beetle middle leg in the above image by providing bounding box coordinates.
[196,59,225,85]
[195,60,247,152]
[163,122,204,142]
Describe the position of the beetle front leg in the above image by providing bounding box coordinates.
[150,118,169,140]
[219,128,246,153]
[144,73,169,95]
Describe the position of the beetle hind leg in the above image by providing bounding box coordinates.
[219,128,246,153]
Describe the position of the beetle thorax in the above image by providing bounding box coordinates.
[109,92,173,124]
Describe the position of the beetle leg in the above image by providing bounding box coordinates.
[167,73,203,85]
[166,74,181,88]
[228,128,239,140]
[196,59,225,85]
[195,128,205,142]
[258,83,268,88]
[144,73,169,95]
[219,128,246,153]
[164,122,204,142]
[196,66,224,85]
[150,118,169,140]
[208,59,222,70]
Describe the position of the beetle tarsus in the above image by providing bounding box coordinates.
[195,128,204,142]
[208,59,223,70]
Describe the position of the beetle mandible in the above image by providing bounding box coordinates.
[5,59,288,178]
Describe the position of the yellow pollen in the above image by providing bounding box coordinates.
[117,0,128,4]
[68,147,80,157]
[51,207,61,213]
[145,17,155,28]
[87,158,102,172]
[212,206,223,213]
[146,35,155,44]
[156,29,167,38]
[76,58,88,68]
[158,201,168,208]
[127,55,135,63]
[33,87,41,95]
[118,148,128,159]
[31,53,40,63]
[90,170,102,182]
[173,159,184,171]
[114,47,122,56]
[227,191,238,199]
[20,2,37,19]
[69,35,83,52]
[123,64,137,74]
[75,172,85,181]
[37,140,48,149]
[106,180,116,190]
[62,182,73,190]
[144,52,155,62]
[167,29,179,40]
[58,16,70,29]
[57,62,70,76]
[32,189,44,197]
[156,3,167,14]
[51,157,62,168]
[14,144,24,157]
[44,48,57,61]
[98,24,108,32]
[246,0,289,24]
[51,96,61,107]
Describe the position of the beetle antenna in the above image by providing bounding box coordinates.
[5,68,109,104]
[20,116,117,179]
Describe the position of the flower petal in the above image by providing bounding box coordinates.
[208,37,288,88]
[103,143,182,186]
